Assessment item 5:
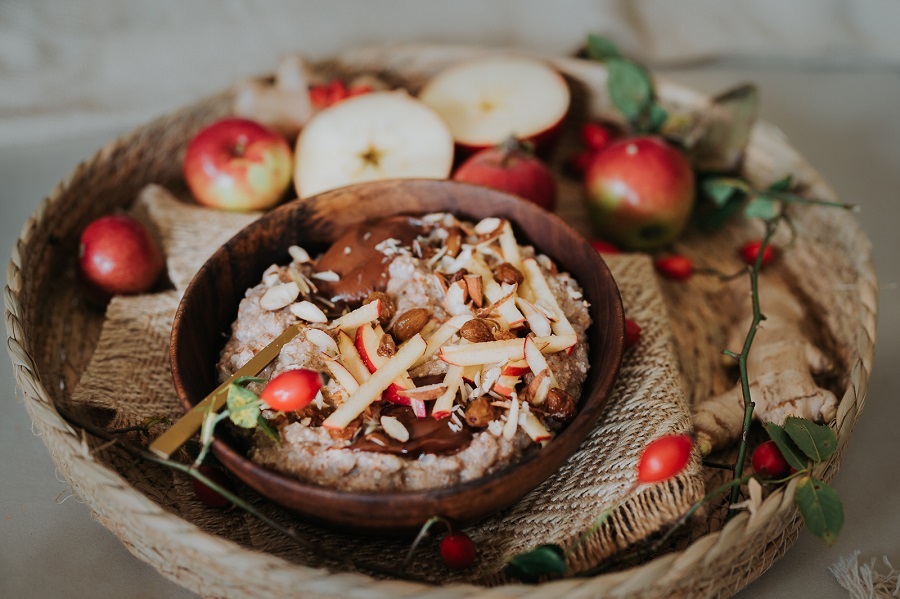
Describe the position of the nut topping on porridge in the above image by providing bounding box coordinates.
[218,212,591,491]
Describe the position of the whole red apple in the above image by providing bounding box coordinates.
[452,138,557,211]
[584,136,695,250]
[183,118,293,211]
[79,214,164,295]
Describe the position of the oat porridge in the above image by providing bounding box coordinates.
[217,212,591,492]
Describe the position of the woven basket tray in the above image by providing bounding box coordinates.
[5,44,876,597]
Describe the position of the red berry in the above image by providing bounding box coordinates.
[563,149,598,178]
[637,434,693,483]
[624,319,642,348]
[590,239,620,254]
[740,240,776,268]
[347,84,373,97]
[580,122,614,151]
[308,84,330,109]
[752,440,790,478]
[440,531,476,570]
[259,369,323,412]
[654,255,693,280]
[191,465,234,508]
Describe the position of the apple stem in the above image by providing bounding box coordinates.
[498,135,531,168]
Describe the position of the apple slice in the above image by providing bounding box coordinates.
[515,297,553,337]
[294,91,455,198]
[324,359,360,393]
[432,365,464,419]
[524,336,559,388]
[413,314,472,367]
[503,397,520,440]
[337,330,369,384]
[440,338,526,367]
[521,258,576,338]
[465,257,524,327]
[501,359,529,377]
[521,411,553,444]
[323,334,427,430]
[419,55,570,153]
[492,374,520,398]
[330,299,381,331]
[354,323,416,405]
[533,334,578,354]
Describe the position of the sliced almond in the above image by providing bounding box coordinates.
[380,416,410,442]
[398,383,448,401]
[464,274,484,307]
[288,245,311,263]
[331,300,381,331]
[445,226,462,258]
[475,217,503,236]
[306,328,339,356]
[323,334,427,429]
[290,300,328,323]
[443,279,471,316]
[312,270,340,282]
[259,281,300,311]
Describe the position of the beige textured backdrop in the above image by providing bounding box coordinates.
[2,0,899,145]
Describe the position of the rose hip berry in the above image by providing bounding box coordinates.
[191,464,235,508]
[580,122,614,151]
[740,240,776,268]
[654,255,693,280]
[624,319,642,348]
[751,440,791,478]
[259,369,323,412]
[590,239,620,254]
[440,531,477,570]
[637,434,693,483]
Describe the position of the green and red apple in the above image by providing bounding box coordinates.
[183,117,293,211]
[584,136,695,250]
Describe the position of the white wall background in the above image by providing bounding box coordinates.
[2,0,899,146]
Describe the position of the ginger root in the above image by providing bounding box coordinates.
[233,55,314,138]
[693,278,838,456]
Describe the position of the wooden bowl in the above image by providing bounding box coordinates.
[170,179,624,533]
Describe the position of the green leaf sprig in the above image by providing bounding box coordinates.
[586,34,668,134]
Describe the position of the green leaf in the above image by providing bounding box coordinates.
[784,417,837,463]
[768,175,793,192]
[257,413,280,443]
[795,476,844,544]
[606,58,653,124]
[744,196,779,221]
[698,196,744,232]
[762,422,809,471]
[504,544,568,583]
[226,384,261,428]
[585,34,621,60]
[702,177,746,206]
[646,103,669,133]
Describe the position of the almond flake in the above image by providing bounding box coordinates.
[306,328,339,355]
[566,287,583,300]
[380,416,410,442]
[259,281,300,311]
[475,217,503,235]
[312,270,340,282]
[262,264,281,287]
[464,274,484,307]
[290,301,328,323]
[288,245,311,263]
[312,389,326,410]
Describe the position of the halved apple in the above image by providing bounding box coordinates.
[418,55,570,153]
[294,91,455,198]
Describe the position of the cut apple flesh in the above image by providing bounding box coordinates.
[441,334,575,366]
[521,258,576,337]
[432,365,464,419]
[331,300,381,331]
[465,258,525,327]
[325,359,360,393]
[294,91,454,198]
[522,410,553,444]
[413,314,472,367]
[337,330,370,384]
[323,334,427,430]
[354,323,416,405]
[419,55,570,149]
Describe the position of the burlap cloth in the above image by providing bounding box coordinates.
[68,185,704,584]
